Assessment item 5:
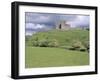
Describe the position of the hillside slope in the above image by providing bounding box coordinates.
[26,29,89,47]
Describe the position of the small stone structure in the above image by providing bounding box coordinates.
[56,20,71,30]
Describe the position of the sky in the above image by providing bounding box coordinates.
[25,12,90,36]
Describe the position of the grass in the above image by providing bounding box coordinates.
[26,29,89,47]
[25,46,89,68]
[25,29,89,68]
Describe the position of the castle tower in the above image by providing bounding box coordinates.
[56,20,70,30]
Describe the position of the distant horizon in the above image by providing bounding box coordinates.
[25,12,90,36]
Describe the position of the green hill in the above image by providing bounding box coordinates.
[26,29,89,49]
[25,29,89,68]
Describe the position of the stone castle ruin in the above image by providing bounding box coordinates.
[56,20,71,30]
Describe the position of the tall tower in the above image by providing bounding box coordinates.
[56,20,70,30]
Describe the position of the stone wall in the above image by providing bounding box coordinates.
[56,20,70,30]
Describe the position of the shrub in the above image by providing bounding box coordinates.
[44,39,59,47]
[70,40,88,52]
[48,42,54,47]
[38,39,49,47]
[71,40,83,50]
[32,41,38,46]
[79,46,87,52]
[54,41,59,47]
[32,37,39,46]
[50,39,59,47]
[32,36,59,47]
[68,47,76,50]
[79,48,86,52]
[38,39,59,47]
[82,41,89,51]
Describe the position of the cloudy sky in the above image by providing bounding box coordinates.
[25,12,90,36]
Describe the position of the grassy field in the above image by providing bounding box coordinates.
[25,29,89,68]
[25,46,89,68]
[26,29,89,47]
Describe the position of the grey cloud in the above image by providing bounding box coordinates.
[25,12,90,35]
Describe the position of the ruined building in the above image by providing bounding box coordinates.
[56,20,71,30]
